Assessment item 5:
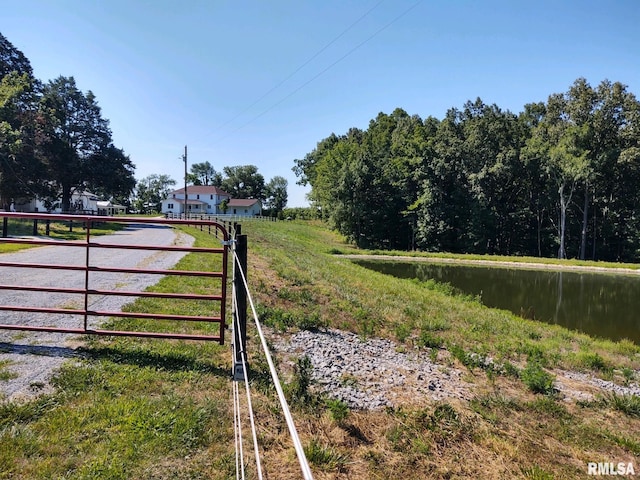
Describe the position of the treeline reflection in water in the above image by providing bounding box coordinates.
[353,259,639,344]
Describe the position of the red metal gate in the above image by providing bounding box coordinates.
[0,212,228,343]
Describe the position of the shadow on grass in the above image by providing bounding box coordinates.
[0,340,231,379]
[0,342,83,358]
[77,344,231,378]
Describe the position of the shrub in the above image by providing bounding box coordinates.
[521,360,555,395]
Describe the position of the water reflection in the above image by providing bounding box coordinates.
[353,260,640,344]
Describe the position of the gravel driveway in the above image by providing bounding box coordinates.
[0,222,195,402]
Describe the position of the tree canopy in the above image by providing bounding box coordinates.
[294,78,640,262]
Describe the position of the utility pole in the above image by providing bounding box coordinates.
[183,145,188,217]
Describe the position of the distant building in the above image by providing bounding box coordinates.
[227,198,262,216]
[160,185,231,215]
[15,191,123,215]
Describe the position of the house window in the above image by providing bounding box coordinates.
[168,203,174,209]
[172,194,175,198]
[210,195,213,200]
[233,209,236,214]
[244,209,248,213]
[196,194,200,199]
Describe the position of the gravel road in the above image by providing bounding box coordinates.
[0,222,194,402]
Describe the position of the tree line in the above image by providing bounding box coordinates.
[293,78,640,262]
[0,32,135,212]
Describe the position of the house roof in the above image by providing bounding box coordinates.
[173,185,230,196]
[227,198,261,207]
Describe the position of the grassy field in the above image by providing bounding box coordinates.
[1,219,639,479]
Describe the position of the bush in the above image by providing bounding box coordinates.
[521,360,555,395]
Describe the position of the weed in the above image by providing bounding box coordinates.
[578,352,612,373]
[522,465,555,479]
[0,360,17,382]
[418,329,444,349]
[621,367,635,384]
[395,322,412,343]
[520,360,555,395]
[600,392,640,418]
[528,396,570,419]
[605,432,640,455]
[325,398,350,424]
[502,361,520,378]
[304,439,349,472]
[285,356,315,408]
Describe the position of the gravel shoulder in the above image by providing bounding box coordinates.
[270,328,640,410]
[0,224,194,402]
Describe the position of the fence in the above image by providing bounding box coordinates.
[0,212,228,342]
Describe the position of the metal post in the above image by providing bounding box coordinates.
[32,219,38,236]
[233,225,247,381]
[2,217,7,238]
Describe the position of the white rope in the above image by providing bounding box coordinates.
[232,250,314,480]
[231,282,246,480]
[232,285,264,480]
[232,379,245,480]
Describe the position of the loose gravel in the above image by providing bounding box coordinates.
[271,328,470,410]
[0,223,194,402]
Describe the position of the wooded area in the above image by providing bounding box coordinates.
[0,32,136,212]
[294,78,640,262]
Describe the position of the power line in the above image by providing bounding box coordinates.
[212,0,422,144]
[209,0,386,137]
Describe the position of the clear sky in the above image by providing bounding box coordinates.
[3,1,639,207]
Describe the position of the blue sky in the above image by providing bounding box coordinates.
[3,1,639,207]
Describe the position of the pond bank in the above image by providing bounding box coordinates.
[342,254,640,275]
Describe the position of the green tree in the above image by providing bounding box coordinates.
[189,161,221,186]
[221,165,265,200]
[0,34,42,211]
[40,76,131,212]
[264,175,288,215]
[0,72,42,210]
[0,32,33,79]
[134,174,176,213]
[88,145,136,207]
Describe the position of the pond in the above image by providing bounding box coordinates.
[352,259,640,345]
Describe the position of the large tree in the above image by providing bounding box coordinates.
[264,175,288,215]
[134,174,176,213]
[39,76,134,212]
[0,32,33,79]
[221,165,265,200]
[189,161,221,186]
[0,34,42,211]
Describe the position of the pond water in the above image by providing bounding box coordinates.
[352,259,640,345]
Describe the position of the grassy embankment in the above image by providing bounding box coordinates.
[0,219,639,479]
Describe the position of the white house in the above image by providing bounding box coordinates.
[96,200,126,216]
[161,185,231,215]
[227,198,262,216]
[15,191,109,214]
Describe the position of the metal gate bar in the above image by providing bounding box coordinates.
[0,212,228,344]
